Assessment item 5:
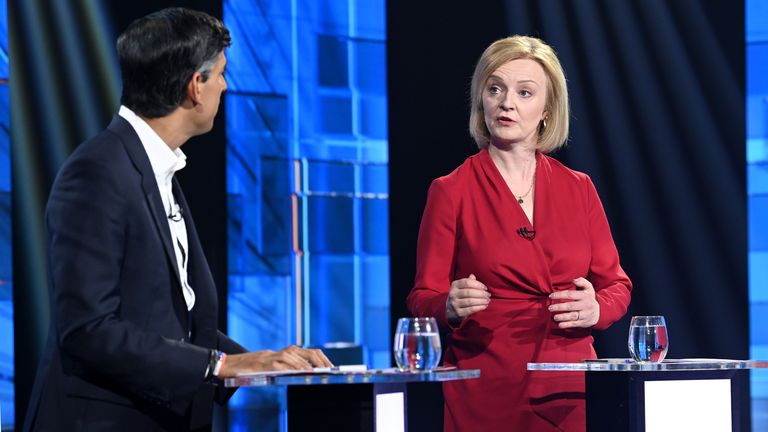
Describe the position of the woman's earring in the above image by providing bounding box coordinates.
[542,118,547,129]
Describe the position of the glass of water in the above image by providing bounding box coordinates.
[628,315,669,363]
[394,317,442,372]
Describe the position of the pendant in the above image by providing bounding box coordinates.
[517,197,524,204]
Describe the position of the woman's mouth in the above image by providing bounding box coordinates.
[497,116,516,125]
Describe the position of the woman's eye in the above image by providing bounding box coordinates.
[519,90,532,97]
[488,85,502,95]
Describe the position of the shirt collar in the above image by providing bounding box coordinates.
[118,105,186,180]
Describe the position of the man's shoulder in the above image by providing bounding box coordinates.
[47,121,145,213]
[51,124,143,195]
[66,117,137,166]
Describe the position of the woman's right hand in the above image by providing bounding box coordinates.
[446,274,490,324]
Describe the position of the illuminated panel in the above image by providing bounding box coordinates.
[0,0,12,426]
[644,380,731,431]
[224,0,388,429]
[748,0,768,429]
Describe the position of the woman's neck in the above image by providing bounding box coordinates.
[488,142,537,181]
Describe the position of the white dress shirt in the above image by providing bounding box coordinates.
[119,105,196,311]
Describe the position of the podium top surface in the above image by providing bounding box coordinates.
[224,367,480,388]
[527,359,768,372]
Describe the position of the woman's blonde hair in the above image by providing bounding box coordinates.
[469,35,569,153]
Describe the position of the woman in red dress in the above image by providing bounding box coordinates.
[407,36,632,431]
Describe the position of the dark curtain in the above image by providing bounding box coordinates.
[388,0,746,365]
[11,0,227,426]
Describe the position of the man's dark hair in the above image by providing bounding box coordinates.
[117,8,231,118]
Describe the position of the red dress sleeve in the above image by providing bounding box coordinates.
[583,176,633,330]
[406,178,458,330]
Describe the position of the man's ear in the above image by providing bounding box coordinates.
[186,71,204,106]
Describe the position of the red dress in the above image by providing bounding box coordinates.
[407,149,632,431]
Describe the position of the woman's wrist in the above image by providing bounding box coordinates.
[446,300,462,326]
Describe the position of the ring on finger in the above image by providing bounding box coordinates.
[576,311,580,321]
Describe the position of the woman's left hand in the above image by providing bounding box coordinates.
[548,277,600,328]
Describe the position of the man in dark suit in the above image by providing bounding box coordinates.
[23,8,331,431]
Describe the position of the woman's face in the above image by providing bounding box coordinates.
[482,58,548,149]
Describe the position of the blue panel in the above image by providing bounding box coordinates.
[0,0,11,423]
[307,196,354,253]
[353,0,385,39]
[750,252,768,301]
[747,96,768,139]
[749,163,768,195]
[228,275,291,349]
[319,94,353,135]
[749,0,768,426]
[317,35,348,88]
[354,40,386,94]
[0,0,6,80]
[359,95,388,140]
[750,194,768,251]
[0,85,8,192]
[361,198,388,254]
[752,301,768,345]
[260,158,294,259]
[309,255,355,343]
[0,300,12,427]
[363,256,389,307]
[316,0,348,34]
[0,193,10,287]
[363,306,389,349]
[748,44,768,95]
[227,94,290,158]
[226,0,388,429]
[361,163,388,194]
[363,255,390,365]
[0,87,9,287]
[307,160,355,194]
[748,0,768,39]
[749,139,768,166]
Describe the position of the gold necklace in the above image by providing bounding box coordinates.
[515,166,536,204]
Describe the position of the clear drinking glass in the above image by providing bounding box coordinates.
[393,317,442,371]
[628,315,669,363]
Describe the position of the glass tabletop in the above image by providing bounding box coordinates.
[527,359,768,372]
[224,367,481,388]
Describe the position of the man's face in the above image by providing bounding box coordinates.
[195,51,227,134]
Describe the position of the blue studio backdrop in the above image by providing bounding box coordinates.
[748,0,768,427]
[0,0,11,427]
[223,0,389,429]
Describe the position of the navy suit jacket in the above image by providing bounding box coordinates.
[24,116,245,431]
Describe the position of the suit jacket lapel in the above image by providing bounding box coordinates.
[108,116,183,288]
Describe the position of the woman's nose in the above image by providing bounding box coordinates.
[500,95,515,111]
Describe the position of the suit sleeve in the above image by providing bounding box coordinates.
[48,157,209,413]
[406,179,458,330]
[217,331,248,355]
[214,331,248,404]
[583,177,632,330]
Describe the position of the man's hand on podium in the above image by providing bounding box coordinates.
[218,345,334,378]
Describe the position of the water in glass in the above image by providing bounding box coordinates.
[628,316,669,363]
[393,318,441,371]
